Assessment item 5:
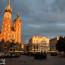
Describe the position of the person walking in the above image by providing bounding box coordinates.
[0,58,6,65]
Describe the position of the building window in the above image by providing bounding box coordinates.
[10,49,12,51]
[34,46,35,49]
[34,40,35,43]
[18,28,19,30]
[37,50,38,51]
[13,49,15,51]
[4,44,7,47]
[34,50,35,51]
[36,46,38,49]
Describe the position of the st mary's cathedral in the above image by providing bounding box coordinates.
[0,0,22,44]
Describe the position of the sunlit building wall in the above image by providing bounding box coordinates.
[0,1,22,44]
[29,36,50,52]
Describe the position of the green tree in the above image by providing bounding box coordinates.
[56,36,65,52]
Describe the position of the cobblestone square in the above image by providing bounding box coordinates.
[0,54,65,65]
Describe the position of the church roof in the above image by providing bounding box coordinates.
[14,12,21,21]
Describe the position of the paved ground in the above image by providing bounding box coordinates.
[0,54,65,65]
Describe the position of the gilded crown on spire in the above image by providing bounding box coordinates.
[5,0,12,13]
[14,12,21,21]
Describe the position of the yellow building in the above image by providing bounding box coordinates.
[29,36,50,52]
[0,0,22,44]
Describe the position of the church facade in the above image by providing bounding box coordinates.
[0,1,22,44]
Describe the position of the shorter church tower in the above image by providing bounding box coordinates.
[13,12,22,44]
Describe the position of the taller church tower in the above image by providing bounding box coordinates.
[1,0,12,42]
[0,0,22,44]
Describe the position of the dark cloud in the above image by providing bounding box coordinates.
[0,0,65,43]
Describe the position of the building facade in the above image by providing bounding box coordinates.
[0,1,22,44]
[21,43,29,52]
[50,37,59,51]
[0,40,21,52]
[29,36,50,52]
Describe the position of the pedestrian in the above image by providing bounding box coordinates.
[1,58,6,65]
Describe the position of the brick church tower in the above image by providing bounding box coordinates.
[13,12,22,43]
[0,0,22,44]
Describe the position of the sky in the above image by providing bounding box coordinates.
[0,0,65,43]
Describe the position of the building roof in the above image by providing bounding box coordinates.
[14,12,21,21]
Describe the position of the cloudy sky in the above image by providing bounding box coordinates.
[0,0,65,43]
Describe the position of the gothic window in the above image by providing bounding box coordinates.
[18,28,19,30]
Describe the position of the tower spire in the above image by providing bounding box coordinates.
[7,0,10,9]
[17,12,19,17]
[8,0,10,5]
[5,0,12,13]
